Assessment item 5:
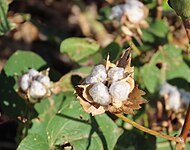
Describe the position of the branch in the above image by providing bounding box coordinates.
[156,0,163,19]
[115,114,183,143]
[180,104,190,142]
[183,19,190,41]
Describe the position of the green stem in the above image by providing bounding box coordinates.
[115,114,183,143]
[127,40,141,56]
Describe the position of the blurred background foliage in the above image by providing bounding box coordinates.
[0,0,190,150]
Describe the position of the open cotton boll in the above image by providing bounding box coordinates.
[37,75,51,88]
[19,74,31,92]
[168,88,181,110]
[109,5,124,20]
[109,81,130,102]
[110,0,145,23]
[29,80,47,99]
[27,68,39,77]
[159,82,181,110]
[108,67,124,81]
[123,0,145,23]
[89,82,111,105]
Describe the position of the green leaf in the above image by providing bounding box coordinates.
[141,29,155,43]
[60,37,100,62]
[98,6,112,22]
[147,19,169,38]
[4,50,47,77]
[101,42,122,61]
[141,44,190,93]
[0,50,47,118]
[0,0,13,35]
[46,94,122,150]
[53,67,92,92]
[19,93,122,150]
[17,134,50,150]
[115,129,156,150]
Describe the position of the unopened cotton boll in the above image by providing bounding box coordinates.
[29,80,47,99]
[20,74,31,91]
[109,81,130,102]
[28,68,39,77]
[37,75,51,88]
[108,67,124,81]
[89,82,111,105]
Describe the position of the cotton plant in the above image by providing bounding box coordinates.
[75,49,147,116]
[18,68,52,103]
[109,0,149,42]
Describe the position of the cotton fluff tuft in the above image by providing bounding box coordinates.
[108,67,124,81]
[20,74,31,91]
[85,64,107,84]
[109,81,130,102]
[89,82,111,105]
[37,75,51,88]
[29,80,47,99]
[159,82,181,110]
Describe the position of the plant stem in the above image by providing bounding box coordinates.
[179,104,190,142]
[183,19,190,53]
[115,114,183,143]
[183,19,190,41]
[156,0,163,19]
[127,40,141,56]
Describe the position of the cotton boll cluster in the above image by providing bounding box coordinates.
[109,0,148,43]
[19,68,51,103]
[159,82,190,111]
[76,50,147,116]
[85,64,132,106]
